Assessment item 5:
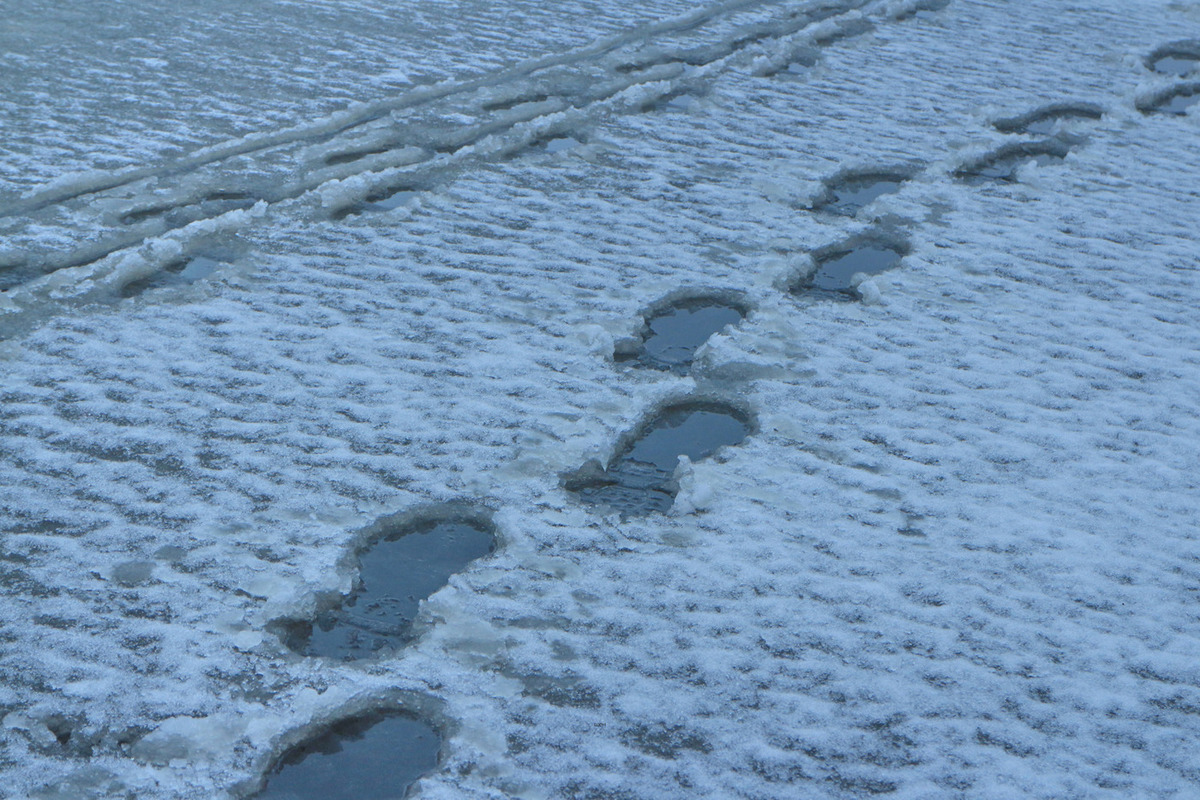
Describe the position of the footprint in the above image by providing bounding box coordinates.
[1146,42,1200,77]
[953,138,1072,184]
[813,168,916,216]
[565,400,751,518]
[1137,83,1200,116]
[278,515,495,660]
[792,234,910,299]
[614,295,747,373]
[992,103,1103,136]
[255,712,440,800]
[119,254,230,299]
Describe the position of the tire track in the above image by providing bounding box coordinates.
[0,0,953,336]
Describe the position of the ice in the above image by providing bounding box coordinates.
[992,103,1104,135]
[954,139,1074,183]
[3,0,1200,798]
[1146,42,1200,76]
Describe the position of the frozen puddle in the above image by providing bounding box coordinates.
[1138,84,1200,116]
[119,254,228,298]
[794,238,909,298]
[953,139,1072,183]
[255,712,440,800]
[566,401,751,517]
[1147,43,1200,76]
[814,170,913,215]
[615,296,746,372]
[280,517,495,660]
[992,103,1104,136]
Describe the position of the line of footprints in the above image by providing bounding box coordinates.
[244,42,1198,798]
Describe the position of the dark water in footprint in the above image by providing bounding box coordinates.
[256,713,440,800]
[995,106,1103,136]
[120,255,226,298]
[622,300,744,371]
[283,519,495,660]
[956,140,1070,184]
[819,174,906,215]
[568,402,750,517]
[1151,55,1199,77]
[801,244,905,296]
[1160,90,1200,115]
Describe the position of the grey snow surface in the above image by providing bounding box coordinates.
[1,0,1199,797]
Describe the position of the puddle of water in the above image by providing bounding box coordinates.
[955,140,1070,184]
[567,402,750,518]
[1150,54,1200,77]
[255,713,440,800]
[1159,89,1200,115]
[284,519,495,660]
[819,174,907,215]
[800,244,905,296]
[175,256,221,283]
[617,407,749,479]
[622,299,744,372]
[994,106,1103,136]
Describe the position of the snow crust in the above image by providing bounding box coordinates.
[2,0,1199,797]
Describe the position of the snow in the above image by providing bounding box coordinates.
[2,0,1199,798]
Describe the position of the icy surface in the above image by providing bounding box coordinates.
[2,0,1200,798]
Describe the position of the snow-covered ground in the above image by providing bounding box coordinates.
[2,0,1199,797]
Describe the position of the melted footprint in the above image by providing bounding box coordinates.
[566,400,751,518]
[1137,84,1200,116]
[792,235,910,300]
[256,712,440,800]
[953,139,1072,184]
[280,516,495,660]
[1146,42,1200,77]
[992,103,1103,136]
[814,169,914,216]
[615,295,747,373]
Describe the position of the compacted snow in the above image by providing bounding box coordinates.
[2,0,1199,797]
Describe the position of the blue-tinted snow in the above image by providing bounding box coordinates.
[2,0,1199,798]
